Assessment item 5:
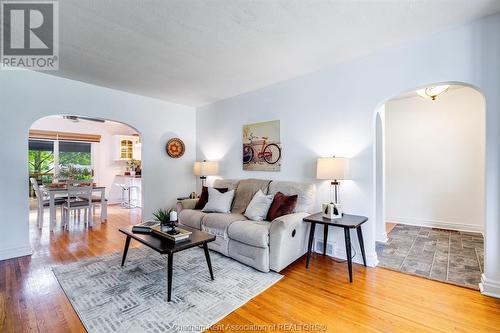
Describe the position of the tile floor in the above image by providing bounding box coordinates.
[376,224,484,289]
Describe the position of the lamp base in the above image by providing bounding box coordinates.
[200,176,207,188]
[322,203,343,220]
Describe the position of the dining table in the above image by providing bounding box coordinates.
[41,185,107,231]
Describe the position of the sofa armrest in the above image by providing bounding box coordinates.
[269,212,311,272]
[176,198,198,212]
[270,212,310,231]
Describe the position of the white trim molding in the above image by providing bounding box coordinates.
[314,238,378,267]
[387,216,484,234]
[333,247,379,268]
[376,231,388,243]
[0,244,32,261]
[479,274,500,299]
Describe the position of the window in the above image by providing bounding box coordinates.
[29,139,54,184]
[58,141,93,180]
[28,139,93,186]
[59,141,92,167]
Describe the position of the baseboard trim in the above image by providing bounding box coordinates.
[479,274,500,298]
[376,232,388,243]
[0,244,32,261]
[387,216,484,234]
[313,238,378,267]
[332,247,378,267]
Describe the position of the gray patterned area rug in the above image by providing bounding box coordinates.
[376,224,483,289]
[53,247,282,333]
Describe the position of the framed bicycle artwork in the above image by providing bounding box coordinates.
[242,120,282,171]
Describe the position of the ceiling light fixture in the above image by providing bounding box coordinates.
[416,85,450,101]
[62,115,106,123]
[63,115,79,123]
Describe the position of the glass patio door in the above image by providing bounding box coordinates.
[28,140,54,196]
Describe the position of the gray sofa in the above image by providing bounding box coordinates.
[177,179,315,272]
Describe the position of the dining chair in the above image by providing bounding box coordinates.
[30,177,65,229]
[90,195,108,216]
[68,179,106,216]
[61,185,94,229]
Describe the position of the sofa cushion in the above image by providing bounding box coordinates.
[177,198,197,211]
[213,179,240,190]
[232,179,271,214]
[201,213,247,239]
[178,209,207,230]
[228,220,271,248]
[244,190,273,221]
[268,181,315,213]
[266,192,298,221]
[202,188,234,213]
[194,186,228,210]
[228,240,269,272]
[207,235,231,256]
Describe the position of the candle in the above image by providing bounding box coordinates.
[169,211,178,221]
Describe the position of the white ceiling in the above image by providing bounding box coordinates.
[52,0,500,106]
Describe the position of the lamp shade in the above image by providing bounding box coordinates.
[316,157,348,180]
[193,160,219,176]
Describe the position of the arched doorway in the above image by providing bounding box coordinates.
[28,115,143,236]
[373,82,486,289]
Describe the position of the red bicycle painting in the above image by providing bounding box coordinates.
[243,133,281,165]
[243,120,281,171]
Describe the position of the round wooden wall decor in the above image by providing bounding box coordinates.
[166,138,185,158]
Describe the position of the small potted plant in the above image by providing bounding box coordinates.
[127,159,141,177]
[152,208,179,235]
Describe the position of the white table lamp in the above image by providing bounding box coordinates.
[193,160,219,188]
[316,157,349,219]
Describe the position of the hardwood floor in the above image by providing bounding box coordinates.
[1,206,499,332]
[386,222,397,233]
[0,205,142,333]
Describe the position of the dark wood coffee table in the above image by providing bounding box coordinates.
[303,213,368,282]
[119,225,216,301]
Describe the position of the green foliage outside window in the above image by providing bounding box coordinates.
[59,152,91,167]
[29,150,54,183]
[59,164,92,180]
[59,151,92,180]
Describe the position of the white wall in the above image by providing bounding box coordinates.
[385,87,485,233]
[30,116,138,204]
[0,70,197,262]
[197,14,500,297]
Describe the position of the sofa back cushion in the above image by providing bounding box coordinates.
[268,181,315,213]
[231,179,271,214]
[213,179,240,190]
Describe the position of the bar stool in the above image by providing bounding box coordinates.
[116,182,139,209]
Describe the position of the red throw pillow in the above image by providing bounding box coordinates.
[194,186,228,210]
[266,192,298,221]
